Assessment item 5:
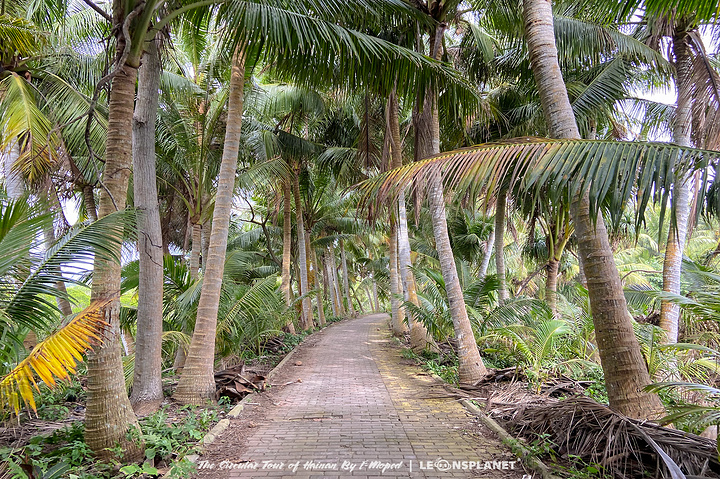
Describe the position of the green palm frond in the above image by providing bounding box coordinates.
[0,14,45,60]
[0,72,61,186]
[358,138,720,233]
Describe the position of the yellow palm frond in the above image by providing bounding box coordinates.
[0,299,111,415]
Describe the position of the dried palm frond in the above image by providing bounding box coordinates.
[0,299,111,415]
[500,396,720,478]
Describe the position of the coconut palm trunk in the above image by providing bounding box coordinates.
[494,189,509,303]
[129,38,164,415]
[281,180,296,333]
[388,88,433,348]
[479,228,494,277]
[292,172,314,329]
[523,0,664,419]
[1,144,23,199]
[174,46,247,405]
[413,23,487,384]
[84,63,143,461]
[388,224,407,334]
[660,29,693,344]
[324,247,340,316]
[189,222,201,280]
[339,238,355,316]
[310,243,326,326]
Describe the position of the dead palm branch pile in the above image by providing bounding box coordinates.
[494,396,720,478]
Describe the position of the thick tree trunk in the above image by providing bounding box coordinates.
[660,30,693,344]
[189,222,201,281]
[292,173,314,329]
[523,0,664,419]
[174,47,247,405]
[130,39,164,415]
[494,190,509,303]
[281,181,296,333]
[479,228,495,277]
[84,63,143,461]
[339,238,355,316]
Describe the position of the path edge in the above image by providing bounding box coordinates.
[459,399,558,479]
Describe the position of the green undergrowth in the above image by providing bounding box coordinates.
[0,404,226,479]
[1,317,345,479]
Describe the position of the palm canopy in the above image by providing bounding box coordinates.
[357,138,720,233]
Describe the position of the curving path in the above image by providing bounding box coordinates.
[195,314,527,478]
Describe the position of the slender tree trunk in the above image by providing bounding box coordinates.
[325,248,339,316]
[2,144,23,199]
[281,181,296,333]
[495,190,509,303]
[84,63,143,461]
[339,238,355,316]
[190,222,201,280]
[523,0,663,419]
[479,228,495,277]
[328,245,343,315]
[83,184,98,222]
[389,89,433,348]
[413,23,486,384]
[130,38,164,415]
[428,179,487,384]
[174,47,247,405]
[399,190,435,350]
[545,258,559,314]
[388,224,407,334]
[201,214,211,272]
[660,30,693,344]
[292,173,314,329]
[371,276,380,312]
[42,181,73,316]
[311,243,325,326]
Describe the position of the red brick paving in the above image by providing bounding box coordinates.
[195,314,528,478]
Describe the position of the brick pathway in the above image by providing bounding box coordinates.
[196,314,527,478]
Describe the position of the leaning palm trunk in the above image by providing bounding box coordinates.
[130,38,164,415]
[292,173,314,329]
[371,278,380,312]
[413,24,487,384]
[84,63,143,461]
[494,189,509,303]
[339,238,355,315]
[523,0,663,419]
[281,181,295,333]
[174,47,247,405]
[660,30,693,344]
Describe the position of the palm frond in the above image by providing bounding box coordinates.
[0,299,111,415]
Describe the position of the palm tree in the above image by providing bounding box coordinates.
[174,45,248,404]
